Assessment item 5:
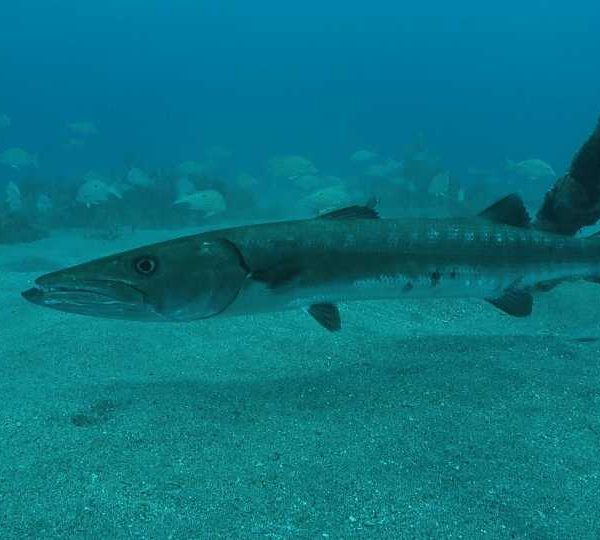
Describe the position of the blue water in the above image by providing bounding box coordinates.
[1,1,599,178]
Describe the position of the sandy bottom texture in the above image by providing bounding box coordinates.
[1,229,599,539]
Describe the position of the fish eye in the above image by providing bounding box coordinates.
[133,255,158,276]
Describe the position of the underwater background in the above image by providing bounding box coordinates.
[1,1,600,538]
[2,1,600,183]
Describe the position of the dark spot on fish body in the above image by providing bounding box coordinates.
[430,270,441,286]
[449,270,457,279]
[402,281,414,293]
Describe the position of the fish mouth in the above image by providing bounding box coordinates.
[22,279,157,320]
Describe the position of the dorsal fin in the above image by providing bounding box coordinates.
[318,205,379,220]
[318,198,379,220]
[478,194,530,228]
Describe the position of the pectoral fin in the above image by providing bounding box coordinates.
[486,289,533,317]
[252,261,303,289]
[307,303,341,331]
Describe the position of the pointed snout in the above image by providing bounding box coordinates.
[21,286,44,304]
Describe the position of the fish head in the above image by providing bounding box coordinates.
[22,236,249,322]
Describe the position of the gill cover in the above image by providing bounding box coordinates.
[158,238,250,321]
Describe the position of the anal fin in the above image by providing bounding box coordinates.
[486,289,533,317]
[307,303,341,332]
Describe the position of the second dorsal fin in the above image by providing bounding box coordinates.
[478,193,530,228]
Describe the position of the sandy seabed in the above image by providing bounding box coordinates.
[1,229,599,539]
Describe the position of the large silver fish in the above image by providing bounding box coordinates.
[21,195,600,331]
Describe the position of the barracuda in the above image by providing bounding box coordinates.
[21,195,600,331]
